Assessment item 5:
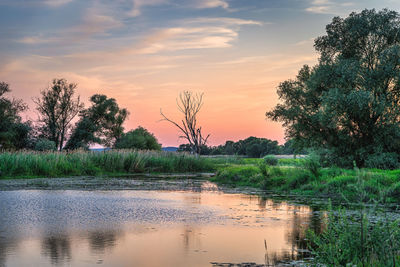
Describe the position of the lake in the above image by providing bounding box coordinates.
[0,179,324,266]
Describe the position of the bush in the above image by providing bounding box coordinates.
[34,139,56,151]
[286,171,312,189]
[388,181,400,201]
[263,155,278,166]
[214,165,260,185]
[302,153,321,178]
[257,161,270,177]
[364,152,399,170]
[114,127,161,150]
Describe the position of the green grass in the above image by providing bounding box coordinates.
[2,151,400,204]
[0,150,215,179]
[211,158,400,203]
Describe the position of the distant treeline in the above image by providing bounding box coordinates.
[178,137,307,157]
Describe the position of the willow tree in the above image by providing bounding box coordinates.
[161,91,210,154]
[267,9,400,168]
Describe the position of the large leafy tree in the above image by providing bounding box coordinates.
[65,94,128,149]
[267,9,400,167]
[114,126,161,150]
[0,82,31,150]
[34,79,83,151]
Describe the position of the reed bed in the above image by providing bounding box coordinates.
[0,150,214,178]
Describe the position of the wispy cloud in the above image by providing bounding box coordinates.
[43,0,74,7]
[128,0,167,17]
[134,17,262,54]
[305,0,355,14]
[194,0,229,9]
[135,27,237,54]
[293,37,315,46]
[184,17,263,26]
[17,3,123,45]
[73,7,123,37]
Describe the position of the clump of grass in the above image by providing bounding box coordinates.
[278,158,305,166]
[0,150,215,179]
[302,152,321,179]
[263,155,278,166]
[307,174,400,266]
[212,165,260,186]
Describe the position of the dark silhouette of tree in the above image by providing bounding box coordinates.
[65,94,128,149]
[34,79,83,151]
[0,82,31,150]
[161,91,209,154]
[267,9,400,168]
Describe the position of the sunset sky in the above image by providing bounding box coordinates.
[1,0,400,147]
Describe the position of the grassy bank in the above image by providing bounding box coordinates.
[0,150,214,179]
[2,151,400,204]
[211,157,400,203]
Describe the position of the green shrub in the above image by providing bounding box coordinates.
[263,155,278,166]
[214,165,260,185]
[388,181,400,201]
[257,161,270,177]
[34,139,56,151]
[114,127,161,150]
[286,171,312,190]
[302,153,321,178]
[364,152,399,170]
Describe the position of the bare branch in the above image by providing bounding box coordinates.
[160,91,210,154]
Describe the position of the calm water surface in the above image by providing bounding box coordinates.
[0,180,324,267]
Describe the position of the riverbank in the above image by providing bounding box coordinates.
[1,150,400,204]
[211,158,400,204]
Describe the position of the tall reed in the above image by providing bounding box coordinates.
[0,150,214,178]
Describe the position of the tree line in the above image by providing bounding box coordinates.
[0,79,161,151]
[178,137,306,157]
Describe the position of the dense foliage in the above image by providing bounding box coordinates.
[0,82,31,150]
[267,9,400,168]
[65,94,128,149]
[34,138,57,151]
[114,127,161,150]
[178,137,301,157]
[34,79,83,151]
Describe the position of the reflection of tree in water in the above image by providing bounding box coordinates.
[285,206,325,260]
[257,197,267,211]
[88,230,117,254]
[182,226,195,252]
[41,234,71,265]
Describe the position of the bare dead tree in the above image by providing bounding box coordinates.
[160,91,210,154]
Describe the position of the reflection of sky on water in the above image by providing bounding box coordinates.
[0,184,322,266]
